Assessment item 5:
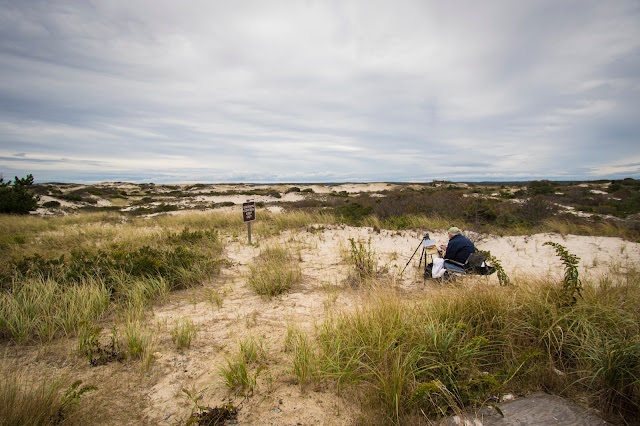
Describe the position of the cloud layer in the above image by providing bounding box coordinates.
[1,0,639,183]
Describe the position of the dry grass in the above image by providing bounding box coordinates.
[0,367,95,425]
[287,267,640,423]
[0,277,110,343]
[246,244,302,297]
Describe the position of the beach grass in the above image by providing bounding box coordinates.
[289,266,640,423]
[0,212,225,342]
[246,244,302,297]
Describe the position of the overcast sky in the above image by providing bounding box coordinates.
[1,0,639,183]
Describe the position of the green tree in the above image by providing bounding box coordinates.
[0,174,40,214]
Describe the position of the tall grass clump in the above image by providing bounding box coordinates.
[171,317,197,350]
[246,245,301,297]
[219,336,266,394]
[0,374,67,425]
[0,277,110,343]
[0,370,95,425]
[315,292,499,423]
[124,319,157,370]
[307,266,640,424]
[285,325,318,390]
[344,238,379,287]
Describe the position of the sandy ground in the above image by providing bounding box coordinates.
[2,224,637,425]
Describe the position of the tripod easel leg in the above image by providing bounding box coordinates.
[401,240,424,275]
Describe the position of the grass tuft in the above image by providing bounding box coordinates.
[246,245,302,297]
[0,370,95,425]
[171,318,197,350]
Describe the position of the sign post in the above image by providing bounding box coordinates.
[242,201,256,244]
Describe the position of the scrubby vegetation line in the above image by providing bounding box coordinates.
[12,177,640,240]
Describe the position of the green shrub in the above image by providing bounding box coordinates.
[335,202,373,225]
[266,189,281,199]
[528,180,557,196]
[0,174,39,214]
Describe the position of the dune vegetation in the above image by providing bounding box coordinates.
[1,180,639,424]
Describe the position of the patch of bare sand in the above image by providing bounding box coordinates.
[2,226,636,424]
[307,183,396,194]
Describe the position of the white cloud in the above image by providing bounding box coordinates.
[1,0,639,183]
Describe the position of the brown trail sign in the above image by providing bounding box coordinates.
[243,201,256,243]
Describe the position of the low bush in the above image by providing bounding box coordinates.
[335,202,373,226]
[42,200,61,208]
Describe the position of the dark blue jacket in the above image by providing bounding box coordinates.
[444,234,476,264]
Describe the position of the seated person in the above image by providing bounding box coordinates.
[432,227,476,277]
[440,226,476,264]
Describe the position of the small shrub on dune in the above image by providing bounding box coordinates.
[335,202,373,226]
